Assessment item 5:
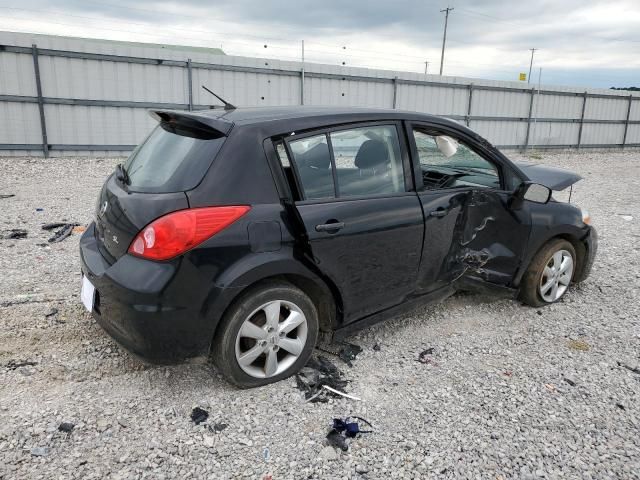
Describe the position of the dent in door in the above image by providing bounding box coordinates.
[440,190,519,285]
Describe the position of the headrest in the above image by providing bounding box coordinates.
[301,142,330,169]
[354,139,389,169]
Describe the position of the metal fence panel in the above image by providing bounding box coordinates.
[529,121,581,147]
[397,84,468,115]
[585,96,629,121]
[1,30,639,155]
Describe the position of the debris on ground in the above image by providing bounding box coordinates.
[295,356,350,403]
[58,422,75,433]
[338,343,363,366]
[321,385,361,401]
[418,347,438,366]
[317,342,363,367]
[73,225,86,234]
[30,446,49,457]
[190,407,209,425]
[211,422,228,433]
[564,377,577,387]
[0,229,27,240]
[616,403,626,411]
[568,339,591,351]
[617,361,640,375]
[44,307,58,318]
[44,223,80,243]
[326,417,373,452]
[0,194,15,199]
[5,359,38,370]
[373,343,381,351]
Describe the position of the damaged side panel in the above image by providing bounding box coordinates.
[418,189,531,292]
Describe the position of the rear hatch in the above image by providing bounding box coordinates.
[94,110,232,262]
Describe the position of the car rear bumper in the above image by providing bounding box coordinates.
[576,225,597,283]
[79,222,237,362]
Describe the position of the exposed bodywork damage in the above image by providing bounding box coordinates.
[425,189,529,290]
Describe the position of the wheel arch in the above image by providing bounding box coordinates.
[514,229,587,288]
[203,254,343,355]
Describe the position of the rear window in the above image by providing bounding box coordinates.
[124,122,226,193]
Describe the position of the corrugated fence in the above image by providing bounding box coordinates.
[1,31,640,156]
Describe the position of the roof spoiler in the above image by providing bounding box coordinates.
[149,110,234,136]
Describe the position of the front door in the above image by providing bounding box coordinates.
[408,124,531,290]
[285,123,425,323]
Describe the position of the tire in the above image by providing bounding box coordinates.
[211,281,319,388]
[518,239,577,307]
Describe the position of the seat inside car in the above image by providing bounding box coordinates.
[338,139,394,196]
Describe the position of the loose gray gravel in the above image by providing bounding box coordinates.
[0,150,639,479]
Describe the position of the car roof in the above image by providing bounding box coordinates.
[151,105,464,133]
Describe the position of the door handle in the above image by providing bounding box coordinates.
[315,221,345,233]
[429,209,447,218]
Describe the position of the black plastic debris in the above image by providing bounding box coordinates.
[616,403,626,411]
[373,344,381,351]
[418,347,435,364]
[326,417,373,452]
[296,356,349,403]
[5,359,38,370]
[45,223,79,243]
[190,407,209,425]
[58,422,75,433]
[338,343,363,367]
[211,422,228,433]
[563,377,576,387]
[0,194,15,199]
[1,229,27,240]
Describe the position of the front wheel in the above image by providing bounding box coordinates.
[519,239,576,307]
[211,282,318,388]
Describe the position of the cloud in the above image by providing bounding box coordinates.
[0,0,638,88]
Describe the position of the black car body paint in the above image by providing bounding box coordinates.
[79,106,597,362]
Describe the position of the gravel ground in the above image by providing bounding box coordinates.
[0,150,639,480]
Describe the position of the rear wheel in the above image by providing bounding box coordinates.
[211,282,318,388]
[519,239,576,307]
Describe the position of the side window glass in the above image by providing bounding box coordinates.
[329,125,405,197]
[288,134,335,200]
[413,129,500,190]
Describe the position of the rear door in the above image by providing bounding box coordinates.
[283,122,425,323]
[408,122,531,289]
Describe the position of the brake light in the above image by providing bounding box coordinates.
[128,206,250,261]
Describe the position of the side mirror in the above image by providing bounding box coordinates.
[511,182,552,209]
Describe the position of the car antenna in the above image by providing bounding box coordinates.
[201,85,236,111]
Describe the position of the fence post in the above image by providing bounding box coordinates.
[523,87,535,151]
[31,44,49,158]
[392,77,398,109]
[187,58,193,111]
[622,94,633,148]
[466,83,473,126]
[577,91,588,149]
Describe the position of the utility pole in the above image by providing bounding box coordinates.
[527,48,537,84]
[301,40,305,105]
[424,60,429,75]
[439,6,454,75]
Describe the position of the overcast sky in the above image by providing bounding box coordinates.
[1,0,639,88]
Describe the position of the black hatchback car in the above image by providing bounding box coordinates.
[80,106,597,387]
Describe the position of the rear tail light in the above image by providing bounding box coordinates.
[128,206,250,261]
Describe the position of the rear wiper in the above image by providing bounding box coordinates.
[115,163,130,185]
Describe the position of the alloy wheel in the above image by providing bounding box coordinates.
[539,249,574,302]
[234,300,308,378]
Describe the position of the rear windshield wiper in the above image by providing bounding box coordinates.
[115,163,130,185]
